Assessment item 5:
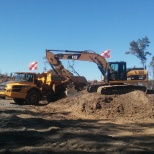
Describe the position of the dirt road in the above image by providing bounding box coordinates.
[0,91,154,154]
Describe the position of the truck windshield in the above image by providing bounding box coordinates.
[15,73,27,81]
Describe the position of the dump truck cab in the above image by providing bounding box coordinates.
[1,72,41,104]
[14,72,36,83]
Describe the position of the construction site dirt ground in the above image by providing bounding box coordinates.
[0,90,154,154]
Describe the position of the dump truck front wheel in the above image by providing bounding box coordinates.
[25,90,40,105]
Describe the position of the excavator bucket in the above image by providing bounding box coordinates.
[64,76,88,97]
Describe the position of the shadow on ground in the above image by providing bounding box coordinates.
[0,107,154,154]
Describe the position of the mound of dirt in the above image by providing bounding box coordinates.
[38,90,154,124]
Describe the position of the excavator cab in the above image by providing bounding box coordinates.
[108,62,127,82]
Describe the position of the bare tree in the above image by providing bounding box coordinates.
[67,61,80,76]
[126,36,151,68]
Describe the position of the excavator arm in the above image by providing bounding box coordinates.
[46,50,88,91]
[46,51,73,84]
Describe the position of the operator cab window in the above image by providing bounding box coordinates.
[15,73,26,81]
[110,64,118,73]
[26,74,33,82]
[109,63,126,81]
[109,64,118,80]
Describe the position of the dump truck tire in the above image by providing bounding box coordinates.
[25,90,40,105]
[13,98,25,104]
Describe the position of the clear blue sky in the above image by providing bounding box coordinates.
[0,0,154,80]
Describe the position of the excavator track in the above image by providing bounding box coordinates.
[97,84,147,95]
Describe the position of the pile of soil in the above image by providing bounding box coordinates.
[36,90,154,123]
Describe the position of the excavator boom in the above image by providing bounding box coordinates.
[46,49,109,83]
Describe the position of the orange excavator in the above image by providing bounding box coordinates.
[46,49,148,94]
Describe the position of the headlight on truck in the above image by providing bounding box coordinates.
[7,85,12,89]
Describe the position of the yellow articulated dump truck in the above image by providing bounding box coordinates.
[0,71,87,105]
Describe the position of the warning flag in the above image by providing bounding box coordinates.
[101,50,111,58]
[29,61,38,70]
